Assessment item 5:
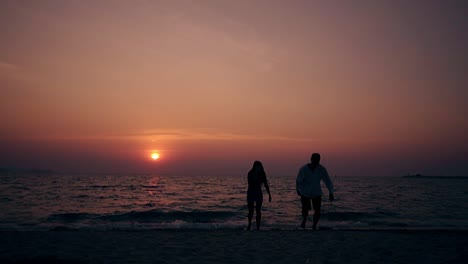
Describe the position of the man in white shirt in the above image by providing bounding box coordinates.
[296,153,334,229]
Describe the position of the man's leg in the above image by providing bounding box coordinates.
[311,196,322,230]
[301,196,311,228]
[247,201,254,230]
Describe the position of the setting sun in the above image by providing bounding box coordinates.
[151,153,160,160]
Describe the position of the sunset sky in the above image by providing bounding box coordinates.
[1,0,467,176]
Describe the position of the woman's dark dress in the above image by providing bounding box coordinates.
[247,171,266,203]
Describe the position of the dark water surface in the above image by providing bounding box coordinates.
[0,173,467,230]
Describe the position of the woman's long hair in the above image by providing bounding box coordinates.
[248,160,266,178]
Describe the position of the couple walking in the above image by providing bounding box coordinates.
[246,153,335,230]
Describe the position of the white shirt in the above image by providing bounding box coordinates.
[296,164,334,198]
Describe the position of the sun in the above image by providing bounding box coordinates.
[151,153,160,160]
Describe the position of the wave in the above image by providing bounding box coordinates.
[140,185,159,188]
[103,210,239,223]
[323,211,399,221]
[48,210,239,224]
[0,197,13,202]
[47,213,101,222]
[47,210,398,224]
[70,194,90,199]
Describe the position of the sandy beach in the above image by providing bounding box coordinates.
[1,229,466,263]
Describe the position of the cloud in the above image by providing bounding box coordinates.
[0,61,30,82]
[105,128,320,143]
[27,128,320,143]
[0,61,17,71]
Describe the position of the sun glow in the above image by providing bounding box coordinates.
[151,153,160,160]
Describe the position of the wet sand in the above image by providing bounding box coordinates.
[1,229,467,263]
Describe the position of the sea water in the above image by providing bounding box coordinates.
[0,173,467,230]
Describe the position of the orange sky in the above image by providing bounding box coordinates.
[1,1,467,176]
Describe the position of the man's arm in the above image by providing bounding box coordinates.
[322,168,335,201]
[296,167,303,196]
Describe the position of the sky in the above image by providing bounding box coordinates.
[1,0,467,176]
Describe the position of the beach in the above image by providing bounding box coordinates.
[1,229,467,263]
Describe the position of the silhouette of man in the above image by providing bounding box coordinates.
[296,153,334,229]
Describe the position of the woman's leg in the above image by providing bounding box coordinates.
[247,201,254,230]
[255,199,263,230]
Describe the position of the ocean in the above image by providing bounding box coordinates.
[0,173,467,231]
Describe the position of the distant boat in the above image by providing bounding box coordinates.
[402,173,423,178]
[402,174,468,179]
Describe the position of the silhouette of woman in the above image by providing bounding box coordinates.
[246,160,271,230]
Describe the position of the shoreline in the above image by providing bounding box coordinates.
[1,229,467,263]
[3,226,468,232]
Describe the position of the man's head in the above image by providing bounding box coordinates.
[310,153,321,168]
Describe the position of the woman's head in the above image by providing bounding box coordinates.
[252,160,263,171]
[249,160,265,176]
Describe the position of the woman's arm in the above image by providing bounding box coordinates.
[264,175,272,202]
